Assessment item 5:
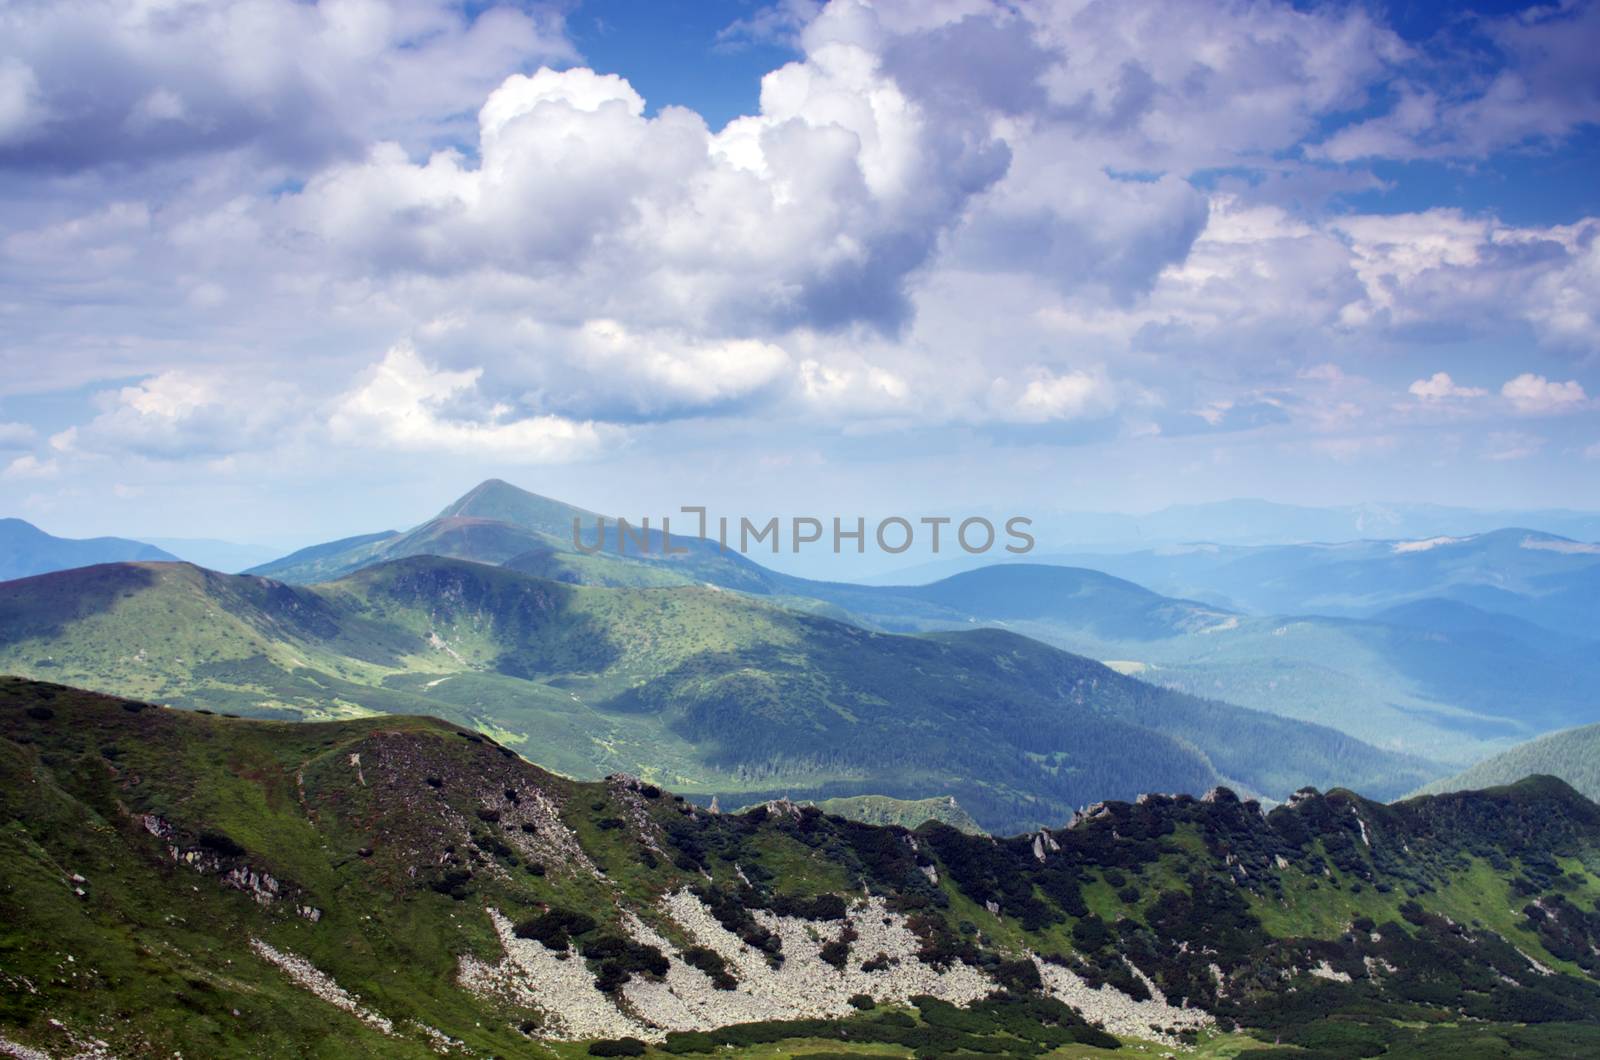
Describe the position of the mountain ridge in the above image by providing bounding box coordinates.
[0,516,177,581]
[0,554,1437,832]
[4,676,1599,1058]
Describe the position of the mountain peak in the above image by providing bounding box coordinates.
[434,479,600,534]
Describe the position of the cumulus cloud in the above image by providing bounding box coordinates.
[1315,1,1600,162]
[283,30,1010,335]
[1001,368,1116,424]
[1501,373,1588,415]
[2,453,57,479]
[0,0,574,171]
[573,320,791,415]
[1409,372,1487,401]
[65,371,301,459]
[795,355,911,417]
[329,345,613,461]
[0,0,1596,498]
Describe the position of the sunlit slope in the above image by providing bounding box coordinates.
[0,557,1433,831]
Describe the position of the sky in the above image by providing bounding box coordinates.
[1,0,1598,554]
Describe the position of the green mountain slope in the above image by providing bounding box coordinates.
[850,564,1600,765]
[1415,723,1600,802]
[246,479,779,592]
[0,557,1434,832]
[241,482,1600,767]
[811,794,985,834]
[0,517,176,580]
[4,678,1599,1059]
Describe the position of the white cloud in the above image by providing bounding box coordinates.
[0,0,1596,497]
[575,320,791,412]
[329,345,613,461]
[1585,441,1600,461]
[1409,372,1487,401]
[283,32,1008,335]
[67,371,299,459]
[1501,373,1588,415]
[796,356,911,415]
[0,0,575,170]
[2,453,56,479]
[1004,368,1115,423]
[1313,2,1600,162]
[0,56,43,144]
[0,421,36,448]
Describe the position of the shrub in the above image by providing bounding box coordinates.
[681,946,737,989]
[587,1038,646,1057]
[197,830,246,858]
[514,907,597,950]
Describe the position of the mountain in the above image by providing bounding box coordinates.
[0,516,176,580]
[1029,499,1600,550]
[248,480,789,595]
[824,563,1600,765]
[810,795,985,834]
[0,557,1434,832]
[1415,723,1600,803]
[1006,529,1600,630]
[5,677,1600,1058]
[239,482,1600,766]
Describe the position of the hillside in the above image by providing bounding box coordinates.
[3,678,1599,1058]
[236,482,1600,767]
[811,795,985,835]
[834,564,1600,765]
[0,517,176,580]
[0,557,1434,832]
[245,479,778,593]
[1415,723,1600,803]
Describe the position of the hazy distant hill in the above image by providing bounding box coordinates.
[1415,723,1600,803]
[0,517,175,580]
[0,556,1433,831]
[145,536,292,573]
[994,529,1600,630]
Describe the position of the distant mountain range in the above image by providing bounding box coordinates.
[0,517,177,580]
[0,555,1430,832]
[7,479,1598,793]
[5,677,1600,1058]
[1029,498,1600,550]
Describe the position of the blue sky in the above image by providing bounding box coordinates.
[0,0,1596,553]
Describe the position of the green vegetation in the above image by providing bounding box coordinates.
[1414,721,1600,802]
[237,481,1600,771]
[0,556,1430,832]
[808,795,985,834]
[3,678,1599,1059]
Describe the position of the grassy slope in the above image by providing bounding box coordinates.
[808,795,985,835]
[0,558,1434,832]
[246,483,1597,769]
[3,678,1599,1059]
[1413,722,1600,802]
